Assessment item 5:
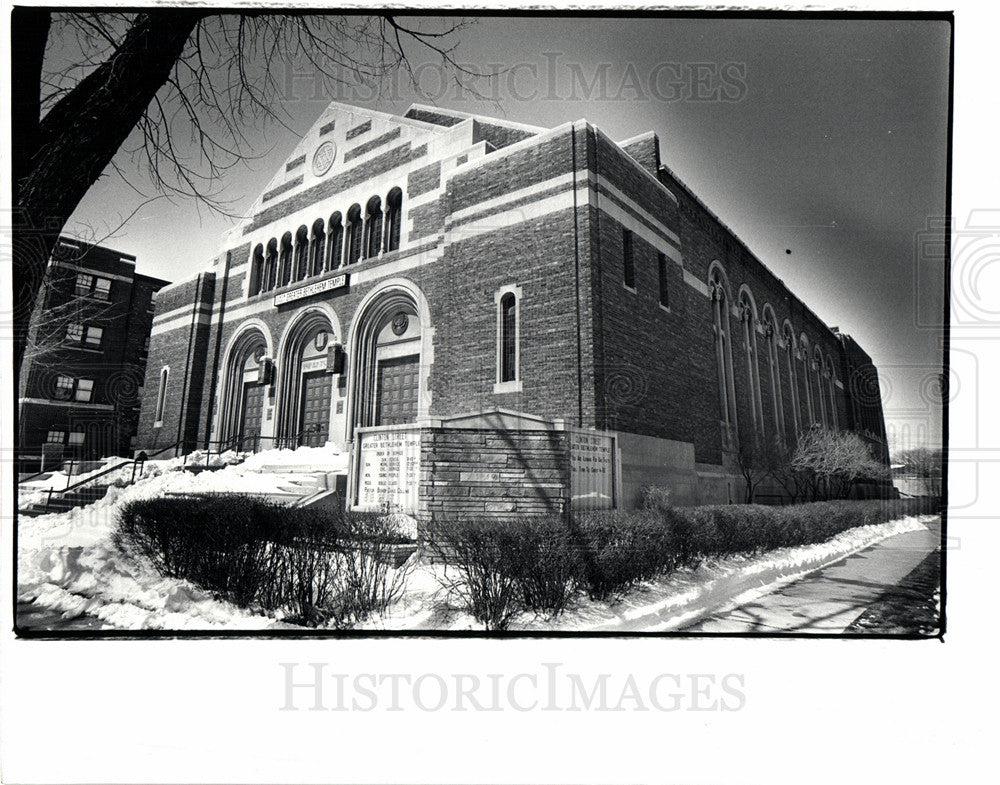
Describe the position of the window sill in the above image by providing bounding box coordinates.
[493,380,522,394]
[623,283,637,294]
[658,302,672,314]
[153,421,163,429]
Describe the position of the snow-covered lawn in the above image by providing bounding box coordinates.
[16,449,935,631]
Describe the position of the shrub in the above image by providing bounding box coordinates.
[571,510,676,599]
[508,517,580,617]
[639,485,673,512]
[114,495,412,627]
[428,518,524,631]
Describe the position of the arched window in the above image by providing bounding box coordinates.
[249,244,264,297]
[345,204,362,265]
[738,288,764,440]
[782,322,801,436]
[814,347,828,428]
[826,354,839,429]
[294,225,309,281]
[495,285,521,392]
[327,212,343,269]
[384,187,403,253]
[364,196,383,259]
[154,366,169,425]
[799,334,815,426]
[264,238,278,291]
[710,265,738,443]
[762,306,785,441]
[309,218,326,277]
[278,232,293,287]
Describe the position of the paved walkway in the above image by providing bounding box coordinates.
[684,520,942,633]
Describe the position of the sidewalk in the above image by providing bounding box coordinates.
[683,520,942,633]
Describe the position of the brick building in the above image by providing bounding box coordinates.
[18,238,169,472]
[136,101,890,519]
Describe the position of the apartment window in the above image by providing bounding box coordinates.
[84,326,104,345]
[74,273,111,299]
[494,285,522,393]
[54,375,74,400]
[46,430,66,444]
[67,430,86,446]
[75,379,95,403]
[154,367,169,425]
[623,230,635,290]
[74,274,94,296]
[65,322,84,342]
[657,253,669,308]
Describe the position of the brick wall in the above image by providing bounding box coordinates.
[135,272,215,453]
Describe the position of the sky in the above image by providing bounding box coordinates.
[61,14,951,451]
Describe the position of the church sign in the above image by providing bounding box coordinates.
[274,273,348,306]
[355,427,422,514]
[569,429,615,510]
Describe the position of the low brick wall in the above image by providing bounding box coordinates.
[418,427,571,529]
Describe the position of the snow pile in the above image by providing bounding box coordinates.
[19,542,293,630]
[18,444,352,630]
[240,444,350,471]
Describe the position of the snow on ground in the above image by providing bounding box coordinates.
[17,445,352,630]
[18,445,934,632]
[356,514,937,632]
[239,445,350,471]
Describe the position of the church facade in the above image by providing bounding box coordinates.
[135,101,890,521]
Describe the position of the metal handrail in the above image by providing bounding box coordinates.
[34,429,324,511]
[19,458,78,486]
[37,439,186,512]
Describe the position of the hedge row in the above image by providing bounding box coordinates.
[113,495,413,627]
[429,497,935,629]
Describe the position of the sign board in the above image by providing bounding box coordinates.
[356,428,421,514]
[301,358,327,373]
[274,274,348,306]
[569,430,615,510]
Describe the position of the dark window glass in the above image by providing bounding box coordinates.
[623,230,635,289]
[658,253,669,307]
[500,293,517,383]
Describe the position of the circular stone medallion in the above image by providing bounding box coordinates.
[391,313,410,336]
[312,141,337,176]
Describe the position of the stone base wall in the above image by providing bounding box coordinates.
[418,426,571,531]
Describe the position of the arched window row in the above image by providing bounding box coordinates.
[709,268,842,448]
[247,186,404,297]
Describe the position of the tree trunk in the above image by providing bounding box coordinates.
[13,10,203,374]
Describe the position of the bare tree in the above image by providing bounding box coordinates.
[894,447,944,499]
[12,10,481,374]
[736,437,785,504]
[789,426,887,501]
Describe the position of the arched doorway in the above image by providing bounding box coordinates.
[277,311,336,447]
[348,288,424,440]
[219,328,268,450]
